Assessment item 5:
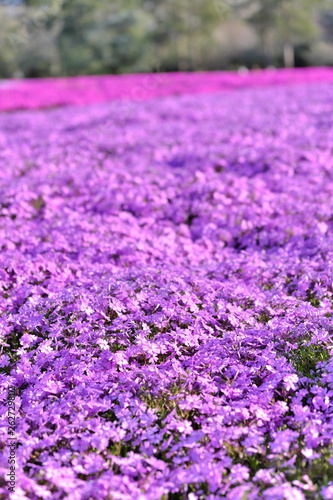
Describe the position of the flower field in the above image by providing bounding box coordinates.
[2,67,333,112]
[1,69,333,499]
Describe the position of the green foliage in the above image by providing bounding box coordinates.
[289,343,330,378]
[0,0,332,77]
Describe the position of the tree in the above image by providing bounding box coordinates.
[234,0,321,67]
[274,0,320,67]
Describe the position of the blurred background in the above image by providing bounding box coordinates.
[0,0,333,79]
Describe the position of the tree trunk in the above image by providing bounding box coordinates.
[283,42,295,67]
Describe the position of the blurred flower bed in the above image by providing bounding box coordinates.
[1,67,333,111]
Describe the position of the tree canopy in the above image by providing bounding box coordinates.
[0,0,332,77]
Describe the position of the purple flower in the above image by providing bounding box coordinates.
[2,69,333,499]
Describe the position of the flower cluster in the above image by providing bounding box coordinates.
[1,67,333,111]
[1,73,333,499]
